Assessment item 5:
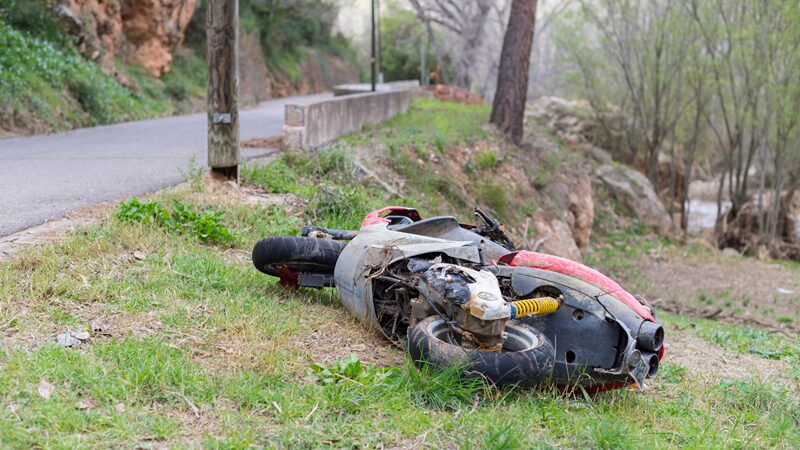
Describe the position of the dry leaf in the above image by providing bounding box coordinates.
[76,399,95,410]
[37,380,55,400]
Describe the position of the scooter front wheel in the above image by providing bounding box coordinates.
[408,316,555,387]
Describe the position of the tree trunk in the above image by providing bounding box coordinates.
[490,0,537,144]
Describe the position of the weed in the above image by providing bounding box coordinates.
[117,198,236,244]
[659,363,688,384]
[530,150,563,188]
[179,156,205,192]
[308,354,396,385]
[475,150,500,170]
[476,180,508,219]
[240,159,300,194]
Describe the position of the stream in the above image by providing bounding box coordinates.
[685,199,729,234]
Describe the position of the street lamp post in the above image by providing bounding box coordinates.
[371,0,376,92]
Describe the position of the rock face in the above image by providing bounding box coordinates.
[121,0,199,77]
[54,0,199,77]
[239,31,271,105]
[533,96,626,154]
[593,164,675,234]
[541,172,595,253]
[269,53,359,98]
[532,210,583,262]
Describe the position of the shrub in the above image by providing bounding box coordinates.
[117,198,236,245]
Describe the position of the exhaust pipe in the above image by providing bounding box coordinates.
[636,321,664,352]
[641,351,659,378]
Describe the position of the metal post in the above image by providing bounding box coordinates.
[420,38,427,86]
[371,0,376,92]
[376,0,383,84]
[207,0,240,182]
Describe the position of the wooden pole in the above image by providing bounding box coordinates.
[207,0,240,181]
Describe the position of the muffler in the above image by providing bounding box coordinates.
[641,351,659,378]
[636,321,664,352]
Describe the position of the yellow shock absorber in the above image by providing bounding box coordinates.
[511,296,561,318]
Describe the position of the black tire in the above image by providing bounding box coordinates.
[252,236,346,277]
[408,316,555,387]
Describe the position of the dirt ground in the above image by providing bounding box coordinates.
[663,324,795,391]
[635,245,800,331]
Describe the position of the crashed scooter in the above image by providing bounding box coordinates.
[252,206,664,390]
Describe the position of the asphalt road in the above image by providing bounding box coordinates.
[0,93,331,237]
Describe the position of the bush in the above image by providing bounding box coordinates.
[117,198,236,245]
[0,21,165,131]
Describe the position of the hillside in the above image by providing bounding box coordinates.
[0,0,359,136]
[0,98,797,447]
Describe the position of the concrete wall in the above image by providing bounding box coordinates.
[333,80,421,96]
[283,88,416,149]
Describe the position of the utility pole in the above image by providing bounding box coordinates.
[207,0,240,181]
[371,0,376,92]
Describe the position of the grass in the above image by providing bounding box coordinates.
[1,99,799,447]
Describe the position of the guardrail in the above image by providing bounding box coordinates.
[282,87,417,150]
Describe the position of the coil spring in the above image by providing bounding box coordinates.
[511,296,561,318]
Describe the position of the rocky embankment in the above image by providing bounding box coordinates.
[51,0,357,102]
[54,0,198,80]
[520,98,675,259]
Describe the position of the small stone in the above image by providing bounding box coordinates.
[721,247,741,257]
[37,380,55,400]
[132,251,146,260]
[115,403,126,413]
[57,333,80,347]
[73,331,91,341]
[90,320,107,333]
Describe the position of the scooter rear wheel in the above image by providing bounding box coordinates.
[408,316,555,387]
[252,236,345,277]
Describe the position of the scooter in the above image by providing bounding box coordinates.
[252,206,664,390]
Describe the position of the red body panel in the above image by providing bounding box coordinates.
[494,251,655,322]
[361,206,422,227]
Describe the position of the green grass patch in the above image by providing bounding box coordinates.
[344,98,490,151]
[474,150,500,170]
[0,20,170,132]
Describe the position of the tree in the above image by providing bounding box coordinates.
[408,0,494,90]
[490,0,537,144]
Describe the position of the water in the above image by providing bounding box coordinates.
[685,199,729,234]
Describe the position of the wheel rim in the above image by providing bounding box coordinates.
[261,261,333,276]
[425,318,540,352]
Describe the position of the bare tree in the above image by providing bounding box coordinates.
[408,0,493,90]
[490,0,538,144]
